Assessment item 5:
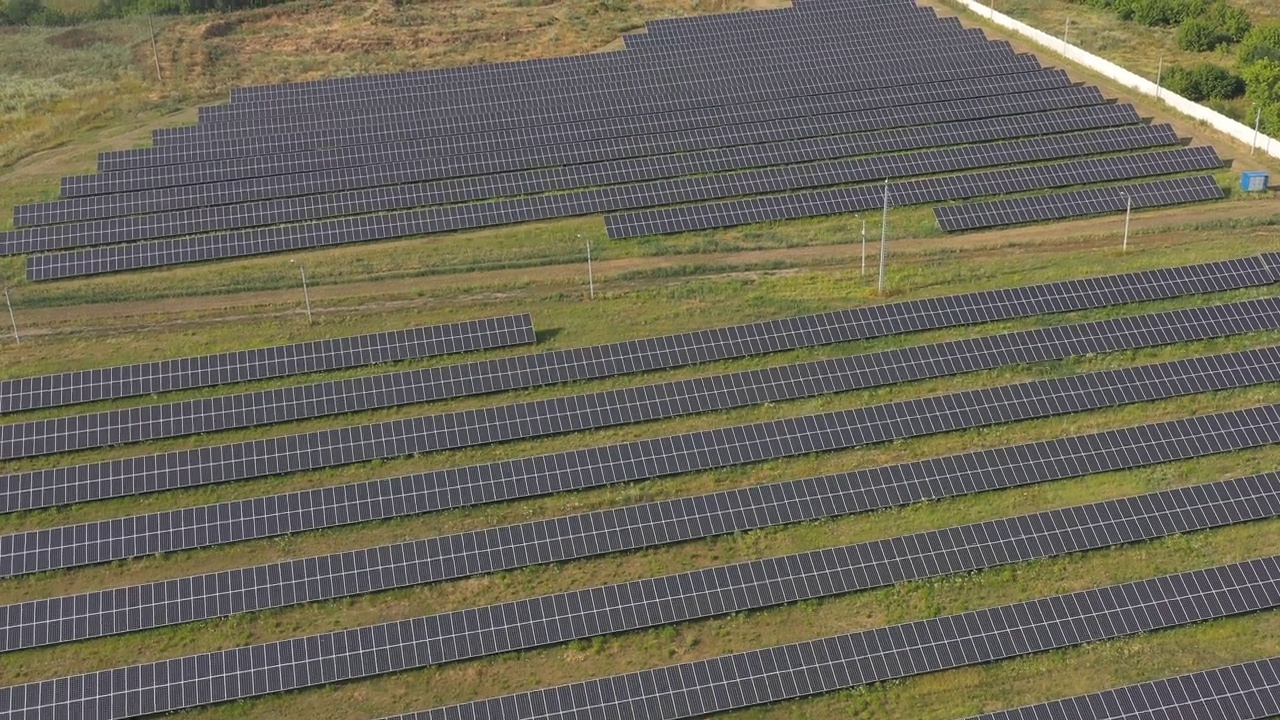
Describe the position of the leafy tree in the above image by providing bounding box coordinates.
[1207,0,1251,42]
[1240,23,1280,65]
[1164,62,1245,100]
[1242,59,1280,134]
[1130,0,1206,27]
[1177,16,1223,50]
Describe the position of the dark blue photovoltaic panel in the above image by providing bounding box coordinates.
[1,476,1276,714]
[0,314,534,414]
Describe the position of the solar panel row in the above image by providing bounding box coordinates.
[8,399,1279,649]
[7,294,1273,512]
[1,478,1272,716]
[182,12,993,123]
[85,68,1073,177]
[935,175,1229,231]
[8,251,1244,460]
[604,151,1222,239]
[144,46,1040,156]
[13,90,1119,236]
[215,0,924,103]
[29,137,1211,282]
[0,314,534,415]
[9,329,1280,578]
[217,10,948,112]
[55,83,1106,205]
[193,26,1002,128]
[966,657,1280,720]
[388,557,1280,720]
[2,104,1140,254]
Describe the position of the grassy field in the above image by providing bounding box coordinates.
[957,0,1280,121]
[5,0,1280,717]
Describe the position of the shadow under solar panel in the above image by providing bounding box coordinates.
[5,293,1274,512]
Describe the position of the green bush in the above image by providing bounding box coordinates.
[1240,23,1280,65]
[1176,1,1252,51]
[2,0,42,24]
[1242,59,1280,134]
[1129,0,1206,27]
[1164,62,1246,100]
[1177,16,1223,50]
[1207,0,1251,42]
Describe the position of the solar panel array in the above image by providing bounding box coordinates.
[0,313,534,414]
[965,657,1280,720]
[1,476,1274,716]
[9,253,1255,460]
[8,295,1277,514]
[384,557,1280,720]
[6,254,1280,718]
[5,400,1278,648]
[3,0,1225,279]
[934,174,1228,232]
[7,308,1280,578]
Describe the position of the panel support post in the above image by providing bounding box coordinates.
[860,218,867,276]
[581,234,594,300]
[1123,194,1132,252]
[292,260,313,324]
[878,179,889,295]
[3,287,17,345]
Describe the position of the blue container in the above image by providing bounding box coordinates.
[1242,171,1270,192]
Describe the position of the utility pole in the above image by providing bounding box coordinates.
[878,179,889,294]
[291,260,313,324]
[860,218,867,276]
[3,287,17,345]
[1122,192,1132,252]
[1254,107,1263,156]
[580,234,594,300]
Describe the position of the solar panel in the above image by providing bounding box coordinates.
[8,399,1279,649]
[6,108,1148,255]
[0,476,1272,714]
[934,175,1227,231]
[604,147,1223,239]
[5,254,1272,571]
[84,68,1072,178]
[29,126,1189,280]
[386,557,1280,720]
[55,83,1101,203]
[194,23,993,128]
[9,331,1280,577]
[964,657,1280,720]
[6,294,1273,511]
[5,515,1274,712]
[4,250,1215,459]
[0,314,534,414]
[16,89,1115,234]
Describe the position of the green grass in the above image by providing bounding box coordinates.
[4,0,1280,715]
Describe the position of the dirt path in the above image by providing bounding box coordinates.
[13,199,1273,338]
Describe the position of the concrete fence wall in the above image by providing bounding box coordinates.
[947,0,1280,162]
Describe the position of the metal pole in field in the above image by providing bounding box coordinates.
[148,15,162,82]
[1122,193,1132,252]
[3,287,18,345]
[581,234,594,300]
[878,179,889,294]
[292,260,313,324]
[860,218,867,276]
[1254,107,1263,156]
[1155,53,1163,100]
